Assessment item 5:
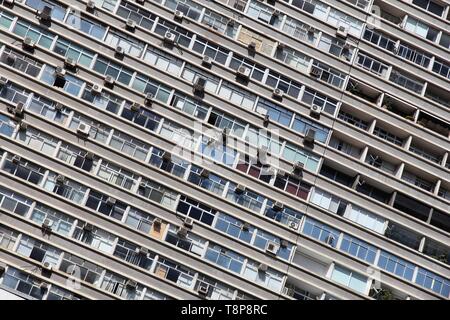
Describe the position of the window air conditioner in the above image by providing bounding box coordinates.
[272,88,283,99]
[292,161,304,178]
[55,103,64,111]
[153,218,162,227]
[13,102,25,117]
[183,217,194,228]
[38,6,52,22]
[193,77,206,94]
[104,75,115,86]
[136,0,145,4]
[234,184,245,194]
[55,174,66,184]
[125,280,137,289]
[131,102,141,112]
[106,197,116,205]
[0,76,8,87]
[86,0,96,10]
[258,263,268,272]
[145,93,154,105]
[263,114,270,127]
[241,222,250,231]
[92,84,102,94]
[64,57,77,70]
[289,221,299,230]
[164,31,176,44]
[236,66,251,80]
[4,0,15,5]
[310,104,321,117]
[272,201,284,212]
[19,121,28,131]
[336,23,348,38]
[85,152,94,160]
[42,262,52,271]
[115,46,124,56]
[174,10,184,21]
[135,246,149,256]
[310,66,321,77]
[304,128,316,144]
[202,55,212,67]
[247,41,256,53]
[280,239,288,248]
[23,37,35,50]
[126,19,136,31]
[266,241,279,255]
[200,168,210,178]
[42,219,53,231]
[177,226,189,238]
[6,53,16,65]
[83,223,94,232]
[55,66,66,78]
[12,155,21,164]
[76,122,91,137]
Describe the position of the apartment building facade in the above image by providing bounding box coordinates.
[0,0,448,300]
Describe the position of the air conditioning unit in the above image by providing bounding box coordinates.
[106,197,116,205]
[289,221,299,230]
[241,222,250,231]
[153,218,162,227]
[83,223,94,232]
[0,76,8,87]
[138,182,147,191]
[183,217,194,228]
[273,88,283,99]
[174,10,184,21]
[125,279,137,289]
[64,57,77,69]
[92,84,102,94]
[55,174,65,184]
[115,46,124,56]
[162,152,172,161]
[85,152,94,160]
[42,262,52,271]
[19,121,28,131]
[136,0,145,4]
[200,168,210,178]
[310,66,321,77]
[272,201,283,212]
[55,66,66,78]
[325,234,335,246]
[236,66,251,80]
[145,93,154,105]
[177,226,188,238]
[304,128,316,144]
[202,55,212,67]
[164,31,176,44]
[306,26,315,36]
[104,75,115,86]
[247,41,257,53]
[135,246,149,256]
[263,114,270,127]
[280,239,288,248]
[310,104,321,117]
[39,283,49,291]
[12,155,21,164]
[13,102,25,117]
[6,53,16,65]
[234,184,245,194]
[336,23,348,38]
[3,0,15,5]
[272,10,281,17]
[23,37,35,50]
[76,122,91,137]
[131,102,141,112]
[193,77,206,94]
[126,19,136,30]
[38,6,52,22]
[266,241,279,255]
[292,162,304,177]
[42,219,53,231]
[257,263,268,272]
[86,0,96,10]
[55,103,64,111]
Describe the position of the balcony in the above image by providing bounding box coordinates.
[346,79,381,104]
[381,95,417,121]
[373,0,404,25]
[389,69,425,94]
[425,83,450,109]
